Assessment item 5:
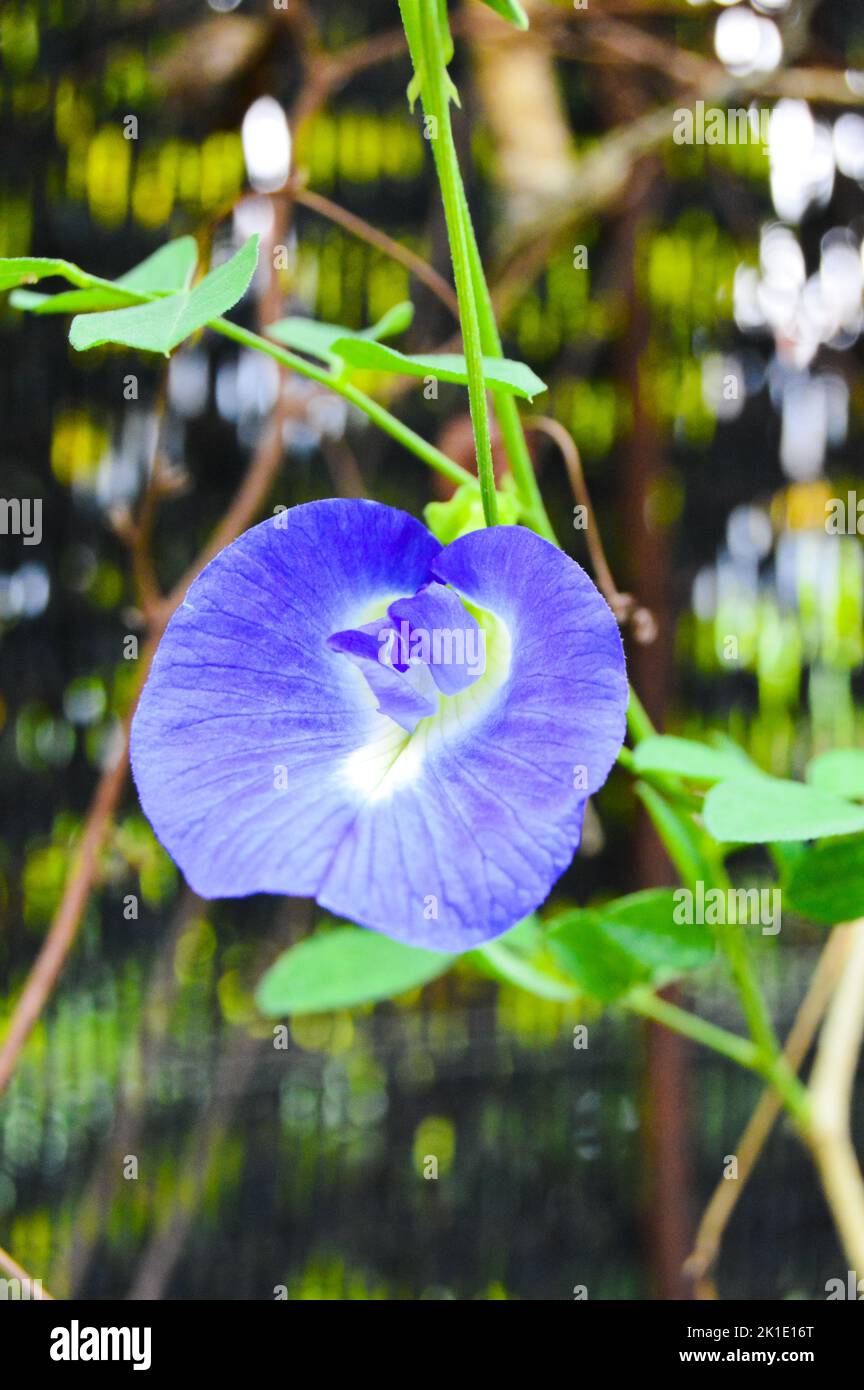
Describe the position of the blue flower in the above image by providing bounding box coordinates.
[131,500,627,949]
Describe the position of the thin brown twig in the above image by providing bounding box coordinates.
[0,15,328,1103]
[525,415,656,642]
[551,10,864,107]
[324,25,410,92]
[290,180,459,318]
[0,711,138,1098]
[0,395,290,1101]
[112,377,189,626]
[0,359,291,1107]
[168,401,290,610]
[485,0,842,317]
[684,927,854,1297]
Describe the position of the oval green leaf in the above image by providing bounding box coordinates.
[806,749,864,802]
[548,889,714,1003]
[784,835,864,925]
[10,237,198,316]
[704,776,864,843]
[330,337,547,400]
[267,301,415,367]
[255,926,453,1016]
[69,235,259,356]
[632,735,755,785]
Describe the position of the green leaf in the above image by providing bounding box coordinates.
[118,236,198,294]
[548,889,714,1003]
[496,912,544,955]
[266,301,414,367]
[330,337,547,400]
[255,926,453,1016]
[69,235,259,356]
[364,300,415,341]
[632,735,755,786]
[476,0,529,30]
[265,317,348,366]
[806,749,864,802]
[0,255,91,293]
[472,940,578,1001]
[704,775,864,844]
[10,237,198,316]
[12,286,136,315]
[468,915,578,1002]
[784,835,864,926]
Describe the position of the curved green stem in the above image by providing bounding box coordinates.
[626,686,657,744]
[625,696,804,1111]
[209,318,473,490]
[473,941,577,1002]
[41,257,478,494]
[458,182,557,542]
[625,986,760,1072]
[415,1,497,527]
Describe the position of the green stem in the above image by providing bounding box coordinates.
[403,2,555,541]
[473,941,577,1003]
[636,777,781,1054]
[630,734,804,1123]
[626,686,656,744]
[714,910,782,1067]
[55,260,478,493]
[414,2,498,527]
[628,986,810,1126]
[625,986,760,1072]
[209,318,473,490]
[634,781,710,894]
[458,183,558,543]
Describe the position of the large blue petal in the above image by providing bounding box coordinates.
[131,500,441,902]
[132,504,628,951]
[317,525,627,948]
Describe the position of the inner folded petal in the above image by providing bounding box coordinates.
[327,622,438,733]
[387,581,485,695]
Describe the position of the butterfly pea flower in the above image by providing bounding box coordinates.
[131,500,627,950]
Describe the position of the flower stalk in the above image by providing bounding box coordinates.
[405,0,498,527]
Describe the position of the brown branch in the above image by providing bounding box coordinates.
[290,180,459,318]
[487,3,862,317]
[0,401,289,1102]
[325,25,410,92]
[0,711,137,1098]
[112,378,189,628]
[525,415,656,642]
[0,13,346,1101]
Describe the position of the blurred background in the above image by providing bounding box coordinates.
[1,0,863,1300]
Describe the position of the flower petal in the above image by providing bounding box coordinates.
[131,500,441,900]
[317,526,627,948]
[132,506,628,952]
[387,581,484,695]
[326,624,438,733]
